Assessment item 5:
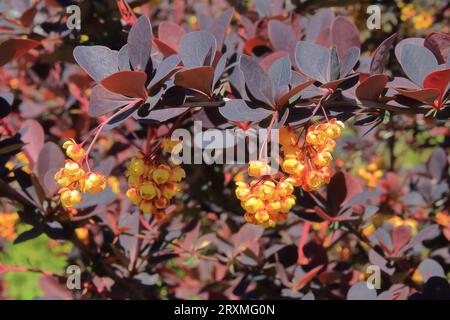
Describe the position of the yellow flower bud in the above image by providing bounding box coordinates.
[152,165,171,184]
[129,158,145,176]
[248,160,270,177]
[280,195,296,213]
[235,185,250,201]
[139,182,158,200]
[169,166,186,182]
[292,162,306,177]
[282,158,299,174]
[80,172,107,194]
[62,139,86,161]
[59,187,82,208]
[255,210,270,224]
[126,187,141,205]
[313,151,333,167]
[242,197,264,213]
[277,180,294,197]
[140,200,154,214]
[266,201,281,212]
[279,127,297,146]
[305,170,324,190]
[261,180,276,200]
[127,174,142,187]
[64,161,84,179]
[162,182,179,199]
[75,227,89,244]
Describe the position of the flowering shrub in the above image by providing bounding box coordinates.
[0,0,449,300]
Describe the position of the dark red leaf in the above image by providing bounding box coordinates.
[174,66,214,96]
[424,32,450,64]
[0,38,40,67]
[100,71,147,99]
[356,74,388,101]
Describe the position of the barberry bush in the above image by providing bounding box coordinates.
[0,0,449,300]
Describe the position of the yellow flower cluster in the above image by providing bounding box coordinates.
[54,140,106,209]
[125,151,185,219]
[0,212,19,241]
[358,163,383,188]
[362,214,418,237]
[236,178,295,228]
[412,12,433,30]
[280,118,344,191]
[400,3,433,30]
[235,119,344,227]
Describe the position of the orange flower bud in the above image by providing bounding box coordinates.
[154,197,169,209]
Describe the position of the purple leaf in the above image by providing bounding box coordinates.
[399,44,438,87]
[340,47,360,78]
[89,85,135,117]
[347,282,377,300]
[426,148,448,181]
[268,20,297,60]
[206,8,234,49]
[240,55,274,106]
[400,225,440,254]
[268,56,291,100]
[213,53,227,87]
[19,119,44,165]
[36,142,65,197]
[127,15,153,71]
[370,33,397,74]
[219,99,273,122]
[418,259,445,281]
[146,107,188,122]
[305,9,334,43]
[157,21,185,53]
[118,44,131,71]
[73,46,119,82]
[179,31,217,68]
[149,54,181,87]
[276,80,314,108]
[394,38,425,64]
[295,41,330,83]
[331,16,360,61]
